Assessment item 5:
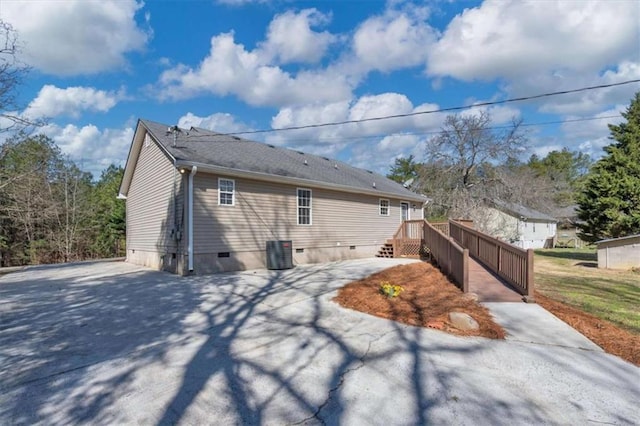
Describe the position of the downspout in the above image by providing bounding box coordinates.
[188,166,198,272]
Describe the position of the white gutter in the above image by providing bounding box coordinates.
[188,166,198,272]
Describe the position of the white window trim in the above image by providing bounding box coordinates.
[379,199,390,216]
[218,178,235,206]
[400,201,410,221]
[297,188,312,226]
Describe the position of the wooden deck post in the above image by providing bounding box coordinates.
[462,248,469,293]
[524,249,535,303]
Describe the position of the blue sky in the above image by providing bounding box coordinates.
[1,0,639,178]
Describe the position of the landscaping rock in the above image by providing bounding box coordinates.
[448,312,479,331]
[462,293,479,302]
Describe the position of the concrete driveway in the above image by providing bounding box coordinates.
[1,259,638,425]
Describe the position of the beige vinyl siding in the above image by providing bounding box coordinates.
[193,173,406,254]
[127,133,181,254]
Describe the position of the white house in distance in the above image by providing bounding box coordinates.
[473,200,557,249]
[118,119,426,275]
[596,234,640,270]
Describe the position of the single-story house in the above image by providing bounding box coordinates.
[118,119,426,275]
[474,200,557,249]
[596,234,640,270]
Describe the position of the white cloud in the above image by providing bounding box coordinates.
[268,93,443,146]
[40,123,134,178]
[348,93,414,133]
[158,32,351,107]
[259,9,335,64]
[352,5,435,73]
[428,0,639,81]
[558,106,625,159]
[177,112,253,134]
[350,133,424,174]
[0,0,150,75]
[561,107,624,141]
[462,103,522,124]
[526,62,640,115]
[265,93,446,174]
[377,133,421,152]
[23,85,121,119]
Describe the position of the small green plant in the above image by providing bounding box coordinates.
[380,281,404,298]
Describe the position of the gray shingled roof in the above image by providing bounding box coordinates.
[141,119,424,201]
[491,199,557,222]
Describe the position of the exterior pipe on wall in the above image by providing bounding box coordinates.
[188,166,198,272]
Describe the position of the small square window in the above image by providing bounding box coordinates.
[218,178,235,206]
[379,199,390,216]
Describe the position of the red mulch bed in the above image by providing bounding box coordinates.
[535,292,640,366]
[333,261,639,366]
[333,262,506,339]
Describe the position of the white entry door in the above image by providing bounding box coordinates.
[400,202,410,221]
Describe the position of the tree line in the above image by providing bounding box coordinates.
[0,20,126,267]
[388,93,640,243]
[0,134,125,266]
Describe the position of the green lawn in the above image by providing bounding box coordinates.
[534,248,640,334]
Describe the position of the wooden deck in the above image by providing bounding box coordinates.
[468,258,523,302]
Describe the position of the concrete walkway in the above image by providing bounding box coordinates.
[484,303,603,351]
[1,259,638,425]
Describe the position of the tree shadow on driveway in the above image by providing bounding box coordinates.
[2,259,638,425]
[0,261,200,424]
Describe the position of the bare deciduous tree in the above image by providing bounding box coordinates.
[425,111,525,189]
[421,111,526,220]
[0,19,40,133]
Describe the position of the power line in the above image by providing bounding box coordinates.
[221,79,639,137]
[185,114,620,144]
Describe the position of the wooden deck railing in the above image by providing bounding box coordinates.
[392,219,424,257]
[424,221,469,292]
[429,221,449,236]
[449,220,534,298]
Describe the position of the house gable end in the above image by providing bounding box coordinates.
[119,120,177,198]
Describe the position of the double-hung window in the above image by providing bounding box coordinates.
[218,178,235,206]
[379,199,390,216]
[297,188,312,225]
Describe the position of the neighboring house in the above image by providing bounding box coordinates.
[551,204,579,228]
[118,119,426,275]
[596,234,640,270]
[473,200,557,249]
[551,205,588,248]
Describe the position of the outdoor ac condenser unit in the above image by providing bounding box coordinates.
[266,240,294,270]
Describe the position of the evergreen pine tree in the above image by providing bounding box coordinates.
[576,92,640,242]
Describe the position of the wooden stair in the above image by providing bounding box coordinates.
[375,241,394,258]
